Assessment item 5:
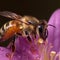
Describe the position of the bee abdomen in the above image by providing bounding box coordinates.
[0,21,12,37]
[0,27,5,39]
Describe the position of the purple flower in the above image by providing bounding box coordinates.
[15,36,41,60]
[0,9,60,60]
[47,9,60,52]
[0,47,21,60]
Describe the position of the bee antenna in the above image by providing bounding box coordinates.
[48,24,56,28]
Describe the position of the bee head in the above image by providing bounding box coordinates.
[36,20,48,41]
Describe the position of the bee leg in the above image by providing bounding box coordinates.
[10,36,16,60]
[7,41,13,49]
[23,31,32,42]
[6,36,16,60]
[27,35,32,42]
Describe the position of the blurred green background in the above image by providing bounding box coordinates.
[0,0,60,46]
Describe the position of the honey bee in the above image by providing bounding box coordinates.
[0,11,40,59]
[0,11,40,41]
[0,11,55,42]
[0,11,55,59]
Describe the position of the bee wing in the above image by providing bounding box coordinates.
[0,11,22,19]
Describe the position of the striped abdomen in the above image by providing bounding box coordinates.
[0,20,21,41]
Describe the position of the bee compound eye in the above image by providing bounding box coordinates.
[38,25,43,34]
